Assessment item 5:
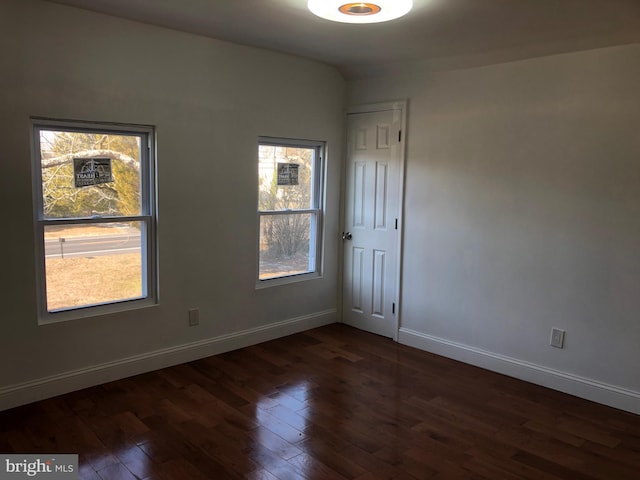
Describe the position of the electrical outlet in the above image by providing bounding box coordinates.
[550,328,565,348]
[188,308,200,327]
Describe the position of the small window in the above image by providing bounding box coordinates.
[257,138,324,284]
[32,119,157,322]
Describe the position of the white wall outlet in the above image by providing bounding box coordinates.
[188,308,200,326]
[550,327,565,348]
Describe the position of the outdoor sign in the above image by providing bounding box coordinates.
[73,157,113,188]
[277,163,299,186]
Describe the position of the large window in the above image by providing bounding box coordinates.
[257,138,324,284]
[32,119,157,322]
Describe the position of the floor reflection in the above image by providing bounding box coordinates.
[254,380,312,478]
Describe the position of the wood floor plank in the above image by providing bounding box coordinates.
[1,324,639,480]
[96,462,139,480]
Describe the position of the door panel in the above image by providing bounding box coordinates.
[343,108,402,338]
[351,247,365,312]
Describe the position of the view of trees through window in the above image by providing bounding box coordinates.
[37,129,148,312]
[41,132,142,218]
[258,143,320,280]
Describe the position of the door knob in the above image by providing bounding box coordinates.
[342,232,352,240]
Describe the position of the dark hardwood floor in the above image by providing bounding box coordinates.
[1,324,639,479]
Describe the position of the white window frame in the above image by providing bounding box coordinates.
[31,118,158,324]
[257,137,325,287]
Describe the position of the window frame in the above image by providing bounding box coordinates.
[31,118,158,324]
[256,137,325,287]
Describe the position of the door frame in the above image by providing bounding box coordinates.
[341,100,408,341]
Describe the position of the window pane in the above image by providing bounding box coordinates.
[259,214,314,280]
[258,145,314,211]
[44,221,144,311]
[39,130,142,218]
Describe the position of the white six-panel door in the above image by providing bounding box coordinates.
[342,106,404,338]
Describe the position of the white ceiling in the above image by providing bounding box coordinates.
[49,0,640,79]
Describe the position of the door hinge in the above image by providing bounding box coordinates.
[392,303,396,314]
[398,130,402,142]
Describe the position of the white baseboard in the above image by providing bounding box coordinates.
[399,327,640,416]
[0,309,337,411]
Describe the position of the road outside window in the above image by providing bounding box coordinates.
[32,120,157,321]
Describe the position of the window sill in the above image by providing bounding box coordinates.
[255,271,323,289]
[38,297,158,326]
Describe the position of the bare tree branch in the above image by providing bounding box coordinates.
[42,150,139,171]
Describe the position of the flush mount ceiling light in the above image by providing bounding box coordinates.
[308,0,413,24]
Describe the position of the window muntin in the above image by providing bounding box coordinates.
[257,139,324,283]
[32,120,156,321]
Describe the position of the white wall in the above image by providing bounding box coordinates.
[0,0,345,409]
[2,0,638,415]
[348,45,640,413]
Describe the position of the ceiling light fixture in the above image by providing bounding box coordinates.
[308,0,413,24]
